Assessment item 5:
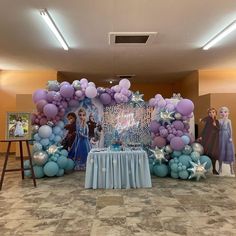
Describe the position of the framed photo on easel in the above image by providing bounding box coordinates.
[6,112,31,140]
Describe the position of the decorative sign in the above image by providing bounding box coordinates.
[103,103,153,147]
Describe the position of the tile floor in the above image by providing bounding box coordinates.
[0,157,236,236]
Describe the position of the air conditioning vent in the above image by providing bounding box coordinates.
[109,32,157,45]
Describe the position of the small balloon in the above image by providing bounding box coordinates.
[32,151,48,166]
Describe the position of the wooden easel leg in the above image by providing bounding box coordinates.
[26,141,36,187]
[19,141,24,180]
[0,142,12,191]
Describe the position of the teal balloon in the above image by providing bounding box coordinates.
[200,155,212,170]
[53,126,61,135]
[33,142,43,152]
[54,135,62,143]
[171,171,179,179]
[49,133,55,141]
[179,170,189,179]
[61,149,68,157]
[51,156,58,162]
[33,166,44,178]
[65,159,75,172]
[43,161,59,177]
[172,151,182,157]
[182,165,187,170]
[57,156,68,169]
[56,168,65,177]
[34,133,41,141]
[178,166,183,171]
[24,160,30,169]
[190,151,200,162]
[57,121,65,129]
[153,164,168,177]
[24,170,31,177]
[170,163,178,172]
[40,138,50,147]
[178,155,191,168]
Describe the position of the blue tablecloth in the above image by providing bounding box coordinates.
[85,149,152,189]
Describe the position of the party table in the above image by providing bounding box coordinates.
[85,148,152,189]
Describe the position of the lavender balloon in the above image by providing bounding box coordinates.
[100,93,111,105]
[33,89,47,103]
[36,100,48,112]
[119,79,131,89]
[176,99,194,116]
[170,137,185,151]
[43,104,58,119]
[85,86,97,98]
[149,120,160,133]
[60,84,74,98]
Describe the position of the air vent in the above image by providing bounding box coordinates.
[109,32,157,45]
[116,75,136,79]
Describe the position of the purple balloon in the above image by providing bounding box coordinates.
[165,103,175,112]
[36,100,48,112]
[32,89,47,103]
[113,85,122,93]
[160,128,168,138]
[100,93,112,105]
[167,134,175,142]
[172,120,184,131]
[59,81,70,88]
[43,104,58,119]
[80,78,88,85]
[157,99,167,108]
[119,79,131,89]
[85,86,97,98]
[69,99,78,107]
[46,91,57,102]
[53,92,62,101]
[149,98,156,107]
[153,136,166,148]
[170,137,185,151]
[149,120,160,133]
[176,130,183,137]
[39,117,48,126]
[176,99,194,116]
[60,84,74,98]
[120,88,129,96]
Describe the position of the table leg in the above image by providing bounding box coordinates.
[19,141,24,180]
[0,141,11,190]
[26,141,36,187]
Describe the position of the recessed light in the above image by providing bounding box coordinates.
[109,81,113,84]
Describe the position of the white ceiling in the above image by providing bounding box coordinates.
[1,0,236,82]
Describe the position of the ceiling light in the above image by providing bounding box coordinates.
[203,20,236,50]
[109,81,113,84]
[40,9,69,50]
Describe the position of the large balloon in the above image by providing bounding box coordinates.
[100,93,111,105]
[176,99,194,116]
[43,104,58,118]
[119,79,131,89]
[32,151,48,166]
[153,136,166,148]
[85,86,97,98]
[149,120,160,133]
[43,161,59,177]
[33,89,47,103]
[38,125,52,138]
[170,137,185,151]
[36,100,48,112]
[60,84,74,98]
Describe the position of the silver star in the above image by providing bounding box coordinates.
[47,145,59,154]
[158,110,175,125]
[149,147,168,164]
[188,160,207,181]
[131,91,144,104]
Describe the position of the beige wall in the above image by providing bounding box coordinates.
[199,69,236,95]
[0,70,57,152]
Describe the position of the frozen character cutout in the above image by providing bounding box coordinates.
[87,113,97,140]
[218,106,235,175]
[90,122,103,148]
[199,108,220,175]
[14,117,24,137]
[69,108,91,170]
[62,112,77,151]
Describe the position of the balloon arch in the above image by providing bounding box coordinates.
[25,78,212,181]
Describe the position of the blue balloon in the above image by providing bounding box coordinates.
[179,170,189,179]
[38,125,52,139]
[34,133,41,141]
[51,156,58,162]
[57,156,68,169]
[57,121,65,129]
[170,163,178,172]
[59,130,64,137]
[24,160,30,169]
[153,164,169,177]
[56,168,65,177]
[65,159,75,172]
[190,151,200,162]
[40,138,50,147]
[181,135,190,145]
[33,166,45,178]
[43,161,59,177]
[171,171,179,179]
[24,170,32,177]
[178,155,191,168]
[60,149,68,157]
[54,135,62,143]
[172,151,182,158]
[53,126,61,135]
[49,133,55,141]
[200,155,212,170]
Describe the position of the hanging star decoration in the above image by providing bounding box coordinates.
[149,147,168,164]
[131,91,144,106]
[188,160,207,181]
[47,145,63,155]
[158,110,175,125]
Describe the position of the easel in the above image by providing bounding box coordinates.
[0,140,36,190]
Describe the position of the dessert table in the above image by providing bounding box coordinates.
[85,148,152,189]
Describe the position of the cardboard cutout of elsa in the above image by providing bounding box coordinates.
[63,98,104,170]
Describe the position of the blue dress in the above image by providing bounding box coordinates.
[219,119,235,164]
[68,123,91,170]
